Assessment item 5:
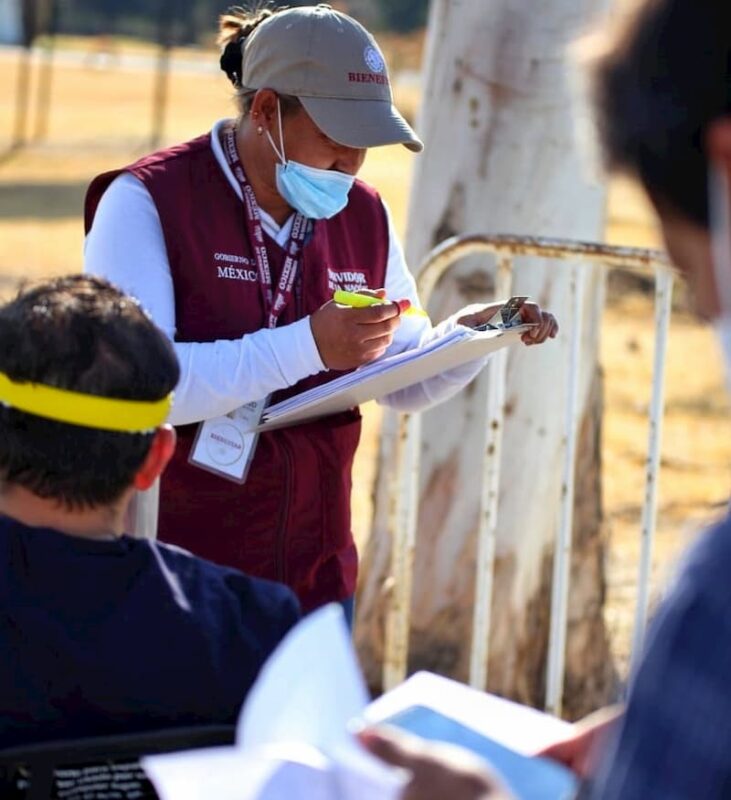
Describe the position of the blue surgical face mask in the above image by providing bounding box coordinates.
[266,100,355,220]
[710,165,731,393]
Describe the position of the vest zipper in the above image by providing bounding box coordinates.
[275,436,294,584]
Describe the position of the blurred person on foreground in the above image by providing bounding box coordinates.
[0,275,299,749]
[83,3,557,623]
[534,0,731,797]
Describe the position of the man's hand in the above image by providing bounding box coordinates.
[535,705,623,779]
[310,299,402,370]
[457,301,559,346]
[359,727,514,800]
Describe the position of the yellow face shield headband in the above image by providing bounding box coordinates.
[0,371,173,433]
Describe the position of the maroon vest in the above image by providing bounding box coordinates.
[85,134,389,611]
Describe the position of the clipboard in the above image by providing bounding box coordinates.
[256,306,534,432]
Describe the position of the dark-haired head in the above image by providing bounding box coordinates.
[594,0,731,228]
[593,0,731,317]
[0,275,179,509]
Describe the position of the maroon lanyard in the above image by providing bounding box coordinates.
[222,127,309,329]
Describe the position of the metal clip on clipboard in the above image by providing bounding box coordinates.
[474,296,531,332]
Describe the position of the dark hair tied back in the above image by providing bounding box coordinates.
[218,6,282,88]
[220,37,244,86]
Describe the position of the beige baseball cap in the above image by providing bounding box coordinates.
[240,4,423,153]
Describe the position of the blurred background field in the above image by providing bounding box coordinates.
[0,31,729,677]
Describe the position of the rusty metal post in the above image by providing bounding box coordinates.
[631,266,674,668]
[469,254,513,690]
[150,0,176,149]
[33,0,60,141]
[12,44,33,148]
[545,263,587,716]
[383,412,421,689]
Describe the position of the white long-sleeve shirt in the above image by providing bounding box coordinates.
[84,120,487,426]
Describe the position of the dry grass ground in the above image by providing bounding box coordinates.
[1,41,729,676]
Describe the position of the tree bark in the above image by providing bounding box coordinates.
[358,0,616,717]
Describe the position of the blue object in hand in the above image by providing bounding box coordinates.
[384,705,578,800]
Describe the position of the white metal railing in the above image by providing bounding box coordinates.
[379,234,673,717]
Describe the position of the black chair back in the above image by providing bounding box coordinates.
[0,725,235,800]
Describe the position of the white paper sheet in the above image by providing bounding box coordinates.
[143,606,405,800]
[237,604,369,751]
[364,671,573,756]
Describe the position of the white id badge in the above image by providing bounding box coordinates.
[188,398,267,484]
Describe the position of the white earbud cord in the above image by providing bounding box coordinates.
[265,98,288,167]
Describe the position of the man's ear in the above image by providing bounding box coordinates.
[706,117,731,177]
[132,425,176,491]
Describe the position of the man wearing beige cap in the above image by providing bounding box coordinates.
[83,4,557,622]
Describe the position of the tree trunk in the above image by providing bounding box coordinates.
[358,0,616,717]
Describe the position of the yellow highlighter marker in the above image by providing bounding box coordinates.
[333,289,429,318]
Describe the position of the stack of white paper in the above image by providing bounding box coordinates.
[257,324,530,431]
[143,606,578,800]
